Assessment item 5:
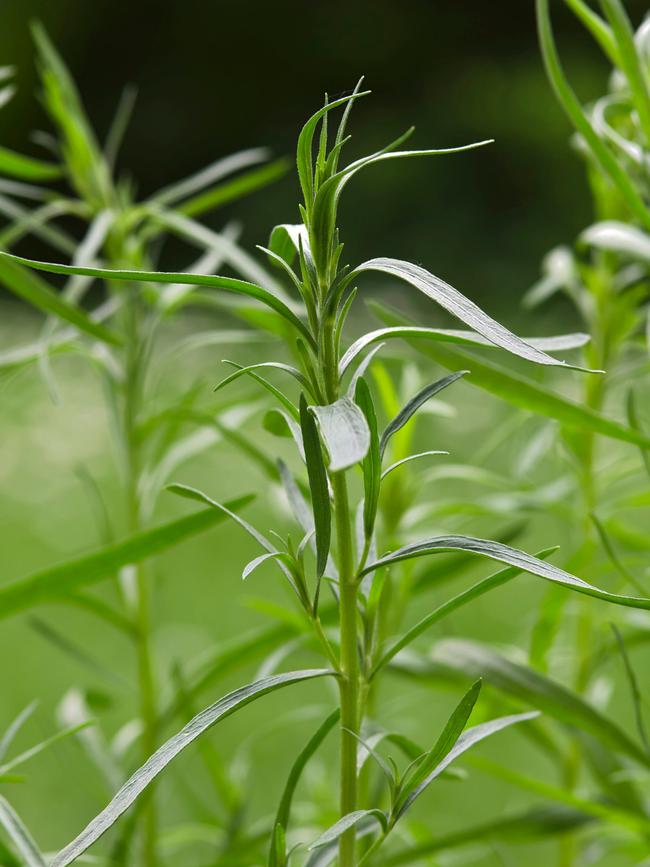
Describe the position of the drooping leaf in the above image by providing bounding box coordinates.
[599,0,650,144]
[0,251,315,349]
[52,670,333,867]
[354,258,597,370]
[0,496,252,620]
[565,0,618,64]
[310,397,370,472]
[300,395,331,577]
[380,371,467,458]
[339,326,590,374]
[370,302,650,448]
[381,451,448,480]
[0,256,121,346]
[372,548,557,677]
[361,534,650,611]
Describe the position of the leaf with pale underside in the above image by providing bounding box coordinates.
[52,670,333,867]
[354,258,598,370]
[310,397,370,472]
[362,535,650,611]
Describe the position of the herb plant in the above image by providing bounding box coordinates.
[4,77,650,867]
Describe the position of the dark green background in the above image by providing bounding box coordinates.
[3,0,641,313]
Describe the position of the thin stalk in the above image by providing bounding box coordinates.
[121,274,158,867]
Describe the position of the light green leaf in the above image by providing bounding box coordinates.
[310,396,370,472]
[269,710,339,867]
[355,378,381,542]
[395,680,482,818]
[0,250,315,349]
[362,534,650,611]
[355,258,597,370]
[380,371,467,458]
[425,638,650,767]
[339,325,590,373]
[372,548,557,677]
[371,302,650,448]
[52,669,333,867]
[394,710,539,821]
[309,809,387,850]
[0,256,121,346]
[0,147,62,181]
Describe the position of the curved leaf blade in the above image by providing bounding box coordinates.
[362,535,650,611]
[52,669,333,867]
[355,258,597,370]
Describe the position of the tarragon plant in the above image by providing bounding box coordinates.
[4,80,650,867]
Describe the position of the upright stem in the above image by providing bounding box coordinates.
[332,471,359,867]
[122,282,158,867]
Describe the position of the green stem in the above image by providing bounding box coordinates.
[332,471,360,867]
[122,281,158,867]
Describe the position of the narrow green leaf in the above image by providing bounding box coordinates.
[396,680,482,818]
[381,451,448,479]
[310,397,370,472]
[0,496,252,620]
[0,250,315,349]
[0,257,121,346]
[372,548,557,677]
[565,0,619,64]
[394,711,539,821]
[380,371,467,458]
[362,534,650,611]
[0,703,38,763]
[269,709,339,867]
[296,91,370,207]
[0,146,62,181]
[0,797,46,867]
[52,669,333,867]
[600,0,650,144]
[536,0,650,231]
[340,326,590,374]
[355,258,598,370]
[612,625,650,755]
[0,721,92,775]
[178,158,289,218]
[300,395,331,577]
[309,809,387,850]
[370,302,650,448]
